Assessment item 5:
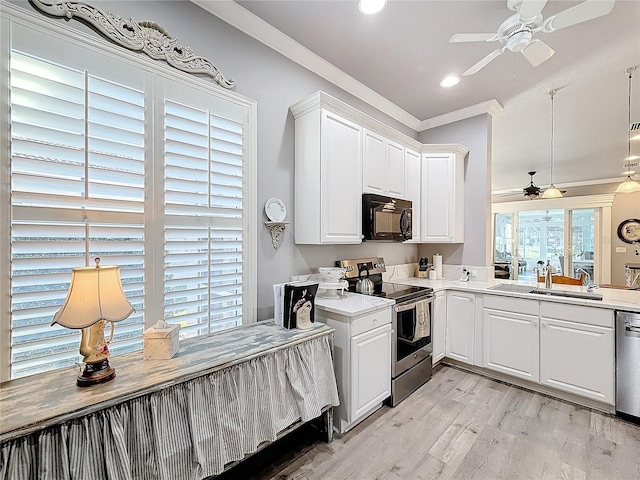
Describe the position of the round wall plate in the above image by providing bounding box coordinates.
[617,218,640,244]
[265,197,286,222]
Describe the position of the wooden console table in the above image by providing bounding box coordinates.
[0,321,339,480]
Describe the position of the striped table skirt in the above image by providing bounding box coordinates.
[0,334,339,480]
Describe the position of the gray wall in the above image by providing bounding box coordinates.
[417,114,492,267]
[13,1,420,319]
[611,191,640,286]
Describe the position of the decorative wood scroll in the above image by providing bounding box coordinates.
[29,0,235,89]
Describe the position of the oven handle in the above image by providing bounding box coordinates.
[394,297,433,313]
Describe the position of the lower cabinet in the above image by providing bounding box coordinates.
[482,296,539,382]
[540,303,614,405]
[351,325,392,419]
[483,309,539,382]
[446,291,475,364]
[432,290,446,364]
[316,306,392,433]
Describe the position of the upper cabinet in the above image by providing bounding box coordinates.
[291,99,363,244]
[363,129,405,198]
[403,148,421,242]
[290,92,468,245]
[420,145,469,243]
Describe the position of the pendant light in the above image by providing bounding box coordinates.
[541,89,563,199]
[615,66,640,194]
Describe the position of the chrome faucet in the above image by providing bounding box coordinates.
[533,267,541,289]
[577,268,598,292]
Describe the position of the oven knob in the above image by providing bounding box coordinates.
[413,354,417,359]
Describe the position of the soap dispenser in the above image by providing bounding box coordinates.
[545,260,553,288]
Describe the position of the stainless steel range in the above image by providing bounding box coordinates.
[337,257,434,406]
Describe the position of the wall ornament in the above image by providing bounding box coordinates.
[29,0,235,89]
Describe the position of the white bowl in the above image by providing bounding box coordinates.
[318,267,346,283]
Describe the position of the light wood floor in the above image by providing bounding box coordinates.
[218,365,640,480]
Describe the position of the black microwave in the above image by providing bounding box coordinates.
[362,194,412,242]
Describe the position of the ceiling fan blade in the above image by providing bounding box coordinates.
[462,47,506,76]
[517,0,548,21]
[521,39,555,67]
[449,33,499,43]
[544,0,615,32]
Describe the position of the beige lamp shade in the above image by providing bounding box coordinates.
[615,176,640,194]
[52,262,135,329]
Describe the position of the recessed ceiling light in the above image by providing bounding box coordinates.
[440,75,461,87]
[358,0,387,15]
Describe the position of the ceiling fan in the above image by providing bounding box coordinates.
[522,171,567,199]
[450,0,616,76]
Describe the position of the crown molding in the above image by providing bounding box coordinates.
[191,0,423,131]
[290,91,423,151]
[492,194,615,213]
[420,99,503,131]
[421,144,469,157]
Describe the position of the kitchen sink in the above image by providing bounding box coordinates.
[531,288,603,301]
[488,284,537,294]
[488,283,603,301]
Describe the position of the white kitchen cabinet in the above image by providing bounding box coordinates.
[351,324,392,419]
[403,148,421,242]
[446,290,475,364]
[540,302,614,405]
[292,106,363,244]
[482,296,539,382]
[420,145,468,243]
[432,290,446,364]
[316,305,392,433]
[363,129,405,198]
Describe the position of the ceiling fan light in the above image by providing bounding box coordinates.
[615,176,640,194]
[358,0,386,14]
[541,185,563,198]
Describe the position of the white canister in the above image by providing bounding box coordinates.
[428,268,437,280]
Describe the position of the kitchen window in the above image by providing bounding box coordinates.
[492,195,614,285]
[0,13,256,381]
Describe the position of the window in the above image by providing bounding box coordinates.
[1,15,256,381]
[492,196,613,284]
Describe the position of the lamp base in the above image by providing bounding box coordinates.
[77,359,116,387]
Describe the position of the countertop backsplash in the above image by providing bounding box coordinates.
[383,263,493,282]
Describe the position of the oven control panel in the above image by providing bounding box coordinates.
[337,257,386,278]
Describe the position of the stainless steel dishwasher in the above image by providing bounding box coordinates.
[616,310,640,421]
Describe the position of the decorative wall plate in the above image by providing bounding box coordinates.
[265,197,286,222]
[617,218,640,244]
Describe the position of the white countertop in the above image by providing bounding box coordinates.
[315,291,395,317]
[394,278,640,313]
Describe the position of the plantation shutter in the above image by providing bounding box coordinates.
[3,19,254,381]
[163,87,245,336]
[9,49,146,379]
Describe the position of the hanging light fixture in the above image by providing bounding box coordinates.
[615,66,640,194]
[542,88,563,199]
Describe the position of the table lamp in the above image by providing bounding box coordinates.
[52,258,135,387]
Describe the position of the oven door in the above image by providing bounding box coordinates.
[392,297,433,377]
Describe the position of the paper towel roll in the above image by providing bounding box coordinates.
[433,254,443,280]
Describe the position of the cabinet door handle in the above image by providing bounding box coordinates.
[373,318,378,325]
[542,322,547,328]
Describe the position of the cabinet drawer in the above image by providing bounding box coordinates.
[351,308,392,337]
[484,295,538,315]
[540,302,613,328]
